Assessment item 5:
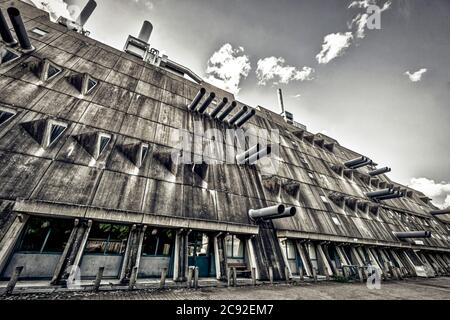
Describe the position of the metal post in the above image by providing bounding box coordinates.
[312,268,318,283]
[187,267,194,288]
[284,266,290,284]
[5,266,23,296]
[299,267,304,281]
[128,266,138,290]
[194,267,199,289]
[232,267,237,287]
[358,267,364,283]
[93,267,104,292]
[160,268,167,289]
[227,268,231,287]
[269,267,274,285]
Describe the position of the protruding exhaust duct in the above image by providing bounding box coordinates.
[394,231,431,239]
[197,92,216,114]
[366,188,404,201]
[236,144,260,164]
[188,88,206,111]
[235,109,256,127]
[351,159,373,169]
[137,20,153,43]
[0,9,16,46]
[217,101,237,121]
[344,156,367,168]
[209,97,228,118]
[227,106,248,126]
[369,167,391,176]
[76,0,97,27]
[270,207,297,220]
[249,204,285,220]
[7,7,34,52]
[430,209,450,216]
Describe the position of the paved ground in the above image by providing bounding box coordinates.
[2,277,450,300]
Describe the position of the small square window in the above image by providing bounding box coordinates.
[31,28,48,37]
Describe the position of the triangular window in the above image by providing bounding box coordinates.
[87,78,98,94]
[141,143,149,164]
[0,48,19,65]
[47,64,62,80]
[98,134,111,156]
[0,108,16,126]
[47,122,67,147]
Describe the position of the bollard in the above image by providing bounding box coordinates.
[128,266,138,290]
[160,268,167,289]
[5,266,24,296]
[269,267,274,285]
[312,268,318,283]
[251,268,256,286]
[358,267,364,283]
[342,266,348,279]
[299,267,304,281]
[93,267,104,292]
[194,267,199,289]
[284,267,290,284]
[187,267,194,288]
[232,267,237,287]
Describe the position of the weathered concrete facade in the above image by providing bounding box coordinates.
[0,1,449,287]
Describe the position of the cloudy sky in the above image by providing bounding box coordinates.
[25,0,450,208]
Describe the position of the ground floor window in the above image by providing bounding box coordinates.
[17,217,73,254]
[225,235,245,259]
[142,228,174,256]
[84,223,130,255]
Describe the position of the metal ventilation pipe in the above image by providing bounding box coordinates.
[228,106,248,126]
[249,205,285,220]
[188,88,206,111]
[236,144,260,164]
[138,20,153,43]
[344,156,367,168]
[375,191,403,201]
[197,92,216,114]
[351,159,373,169]
[277,88,285,114]
[0,9,16,45]
[366,188,394,198]
[270,207,297,220]
[217,101,237,121]
[369,167,391,176]
[246,145,272,164]
[209,97,228,118]
[236,109,256,127]
[430,209,450,216]
[7,7,33,52]
[394,231,431,239]
[76,0,97,27]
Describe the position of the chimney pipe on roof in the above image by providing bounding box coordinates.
[277,88,285,114]
[76,0,97,27]
[7,7,34,52]
[394,231,431,239]
[0,9,16,46]
[138,20,153,43]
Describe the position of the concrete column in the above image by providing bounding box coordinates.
[67,220,92,285]
[173,229,188,282]
[213,233,221,280]
[246,238,260,280]
[335,246,350,266]
[0,214,28,274]
[120,224,137,282]
[120,225,147,283]
[295,241,312,277]
[317,244,333,278]
[278,238,292,279]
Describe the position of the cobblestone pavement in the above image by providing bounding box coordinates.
[2,277,450,300]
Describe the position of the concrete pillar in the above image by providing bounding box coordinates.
[160,268,167,289]
[317,244,333,278]
[246,238,259,280]
[296,242,313,277]
[5,266,23,296]
[173,229,188,282]
[120,225,146,283]
[213,233,221,280]
[128,266,138,290]
[0,214,29,274]
[51,219,92,285]
[279,238,292,279]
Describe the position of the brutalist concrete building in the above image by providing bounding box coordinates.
[0,1,449,287]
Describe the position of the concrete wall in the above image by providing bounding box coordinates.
[2,253,60,279]
[79,254,124,279]
[138,256,170,278]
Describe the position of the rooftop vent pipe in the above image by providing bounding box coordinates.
[0,9,16,46]
[7,7,34,52]
[235,109,256,128]
[369,167,391,176]
[393,231,431,239]
[249,204,285,220]
[197,92,216,114]
[430,209,450,216]
[277,88,285,114]
[217,101,237,121]
[366,188,404,201]
[76,0,97,27]
[138,20,153,43]
[228,106,248,126]
[344,156,367,168]
[270,207,297,220]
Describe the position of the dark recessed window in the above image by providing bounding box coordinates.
[0,109,16,126]
[17,217,73,253]
[0,49,19,65]
[87,78,98,94]
[48,122,67,147]
[47,64,62,80]
[98,134,111,156]
[84,223,130,255]
[141,144,149,164]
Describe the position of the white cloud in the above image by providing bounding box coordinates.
[23,0,74,22]
[256,57,314,85]
[409,178,450,209]
[348,1,392,39]
[292,94,302,99]
[405,68,427,82]
[205,43,251,95]
[316,32,353,64]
